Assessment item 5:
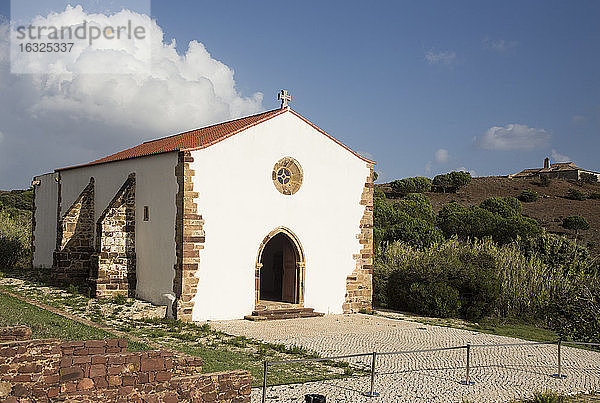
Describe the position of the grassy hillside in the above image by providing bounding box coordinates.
[378,176,600,255]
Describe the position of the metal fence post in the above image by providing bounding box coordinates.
[552,339,567,379]
[362,351,380,397]
[460,344,474,385]
[262,360,268,403]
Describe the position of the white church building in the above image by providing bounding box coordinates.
[32,91,375,322]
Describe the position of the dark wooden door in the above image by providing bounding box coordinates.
[281,242,297,303]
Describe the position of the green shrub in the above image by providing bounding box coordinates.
[437,199,540,245]
[567,188,586,201]
[374,192,443,250]
[562,215,590,234]
[528,390,567,403]
[519,232,590,269]
[580,172,598,184]
[390,177,432,195]
[588,193,600,199]
[406,282,461,318]
[0,210,31,270]
[518,190,539,202]
[550,280,600,343]
[376,235,594,321]
[448,171,472,187]
[0,189,33,212]
[432,174,453,192]
[480,197,522,218]
[384,239,501,320]
[433,171,472,193]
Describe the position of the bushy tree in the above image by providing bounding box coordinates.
[390,177,432,195]
[550,281,600,343]
[385,240,501,320]
[374,192,443,249]
[480,197,522,218]
[433,171,472,193]
[562,216,590,235]
[518,190,539,203]
[448,171,472,187]
[432,174,453,193]
[519,232,590,269]
[437,198,540,244]
[567,188,587,201]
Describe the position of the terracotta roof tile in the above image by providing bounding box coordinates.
[58,109,284,171]
[57,107,375,171]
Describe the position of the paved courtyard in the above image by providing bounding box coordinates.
[210,314,600,402]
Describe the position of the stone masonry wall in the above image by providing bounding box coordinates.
[91,174,136,298]
[343,163,375,313]
[65,370,252,402]
[174,151,204,322]
[0,329,250,402]
[53,178,95,285]
[0,339,63,400]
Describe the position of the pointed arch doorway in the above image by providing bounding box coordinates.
[255,227,305,307]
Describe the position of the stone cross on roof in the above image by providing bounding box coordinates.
[278,89,291,109]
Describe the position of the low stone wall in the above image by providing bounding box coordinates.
[59,349,174,394]
[0,327,250,402]
[63,370,252,402]
[0,339,62,399]
[59,338,127,356]
[0,326,32,342]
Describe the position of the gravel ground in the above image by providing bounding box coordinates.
[210,314,600,402]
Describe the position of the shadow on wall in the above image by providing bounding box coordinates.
[52,174,137,299]
[53,177,95,286]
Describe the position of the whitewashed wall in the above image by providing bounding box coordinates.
[56,152,179,306]
[32,172,58,268]
[190,111,370,321]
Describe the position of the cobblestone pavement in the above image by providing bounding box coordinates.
[210,314,600,402]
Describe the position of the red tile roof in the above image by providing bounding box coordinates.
[57,108,374,171]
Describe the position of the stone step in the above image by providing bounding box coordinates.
[251,307,315,316]
[244,308,324,321]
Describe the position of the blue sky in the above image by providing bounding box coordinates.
[0,1,599,187]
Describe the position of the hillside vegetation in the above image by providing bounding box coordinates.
[0,189,33,270]
[378,176,600,255]
[375,173,600,342]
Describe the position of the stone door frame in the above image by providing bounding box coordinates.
[255,227,305,307]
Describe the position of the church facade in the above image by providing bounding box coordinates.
[32,95,375,321]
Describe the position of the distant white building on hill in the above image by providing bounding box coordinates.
[509,158,600,181]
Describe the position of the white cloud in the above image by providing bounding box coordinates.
[474,124,551,151]
[0,6,263,188]
[424,50,456,65]
[572,115,586,125]
[551,149,571,163]
[482,37,518,52]
[434,148,449,164]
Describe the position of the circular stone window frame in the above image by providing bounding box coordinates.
[272,157,303,195]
